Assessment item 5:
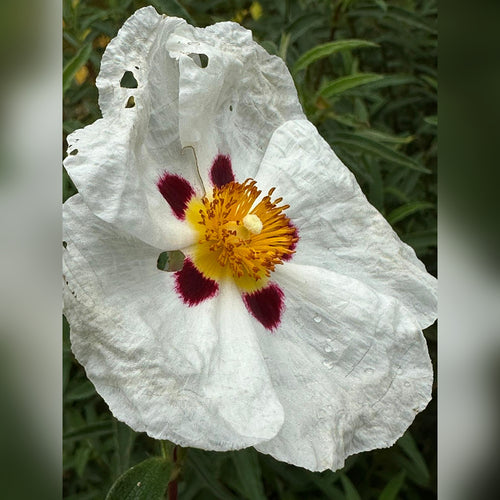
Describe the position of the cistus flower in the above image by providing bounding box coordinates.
[63,7,437,472]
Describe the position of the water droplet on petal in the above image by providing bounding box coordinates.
[324,345,332,353]
[313,315,322,323]
[404,381,411,387]
[396,366,403,374]
[323,359,334,369]
[365,367,374,375]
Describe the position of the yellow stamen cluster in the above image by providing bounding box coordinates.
[185,179,297,291]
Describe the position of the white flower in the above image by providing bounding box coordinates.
[63,7,437,472]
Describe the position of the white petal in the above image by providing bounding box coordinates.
[256,120,437,329]
[63,195,284,449]
[255,263,433,471]
[64,8,199,249]
[165,21,304,187]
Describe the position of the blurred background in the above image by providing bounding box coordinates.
[0,0,498,498]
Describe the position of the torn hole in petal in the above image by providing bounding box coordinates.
[68,149,78,156]
[120,70,138,88]
[62,241,67,249]
[188,53,209,68]
[125,96,135,108]
[157,250,186,272]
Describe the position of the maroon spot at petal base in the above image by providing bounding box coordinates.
[157,172,195,219]
[175,259,219,306]
[243,283,285,331]
[282,222,299,262]
[209,154,235,187]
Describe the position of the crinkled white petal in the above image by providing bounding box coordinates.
[63,195,284,449]
[64,8,199,249]
[255,119,437,329]
[254,263,433,471]
[164,19,304,187]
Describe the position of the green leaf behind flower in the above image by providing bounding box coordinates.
[105,457,173,500]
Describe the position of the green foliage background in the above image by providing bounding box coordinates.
[63,0,437,498]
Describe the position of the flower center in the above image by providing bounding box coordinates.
[185,179,297,291]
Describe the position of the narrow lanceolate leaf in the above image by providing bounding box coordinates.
[187,451,238,500]
[379,471,406,500]
[294,39,378,73]
[63,43,92,93]
[340,473,362,500]
[387,201,435,225]
[424,115,437,126]
[63,421,113,442]
[231,448,266,500]
[105,457,173,500]
[319,73,384,98]
[332,132,431,173]
[397,432,430,485]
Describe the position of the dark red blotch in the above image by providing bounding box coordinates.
[209,154,235,187]
[243,283,285,331]
[175,259,219,306]
[157,172,195,220]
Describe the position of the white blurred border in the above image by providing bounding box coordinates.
[439,210,500,499]
[0,0,61,497]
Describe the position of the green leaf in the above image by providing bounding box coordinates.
[113,420,137,477]
[340,473,362,500]
[63,43,92,94]
[424,115,437,126]
[357,129,414,145]
[187,451,237,500]
[64,379,97,402]
[331,132,431,173]
[63,421,113,442]
[379,471,406,500]
[231,448,266,500]
[387,201,434,225]
[358,74,418,90]
[105,457,173,500]
[403,229,437,251]
[319,73,384,98]
[374,0,388,11]
[294,39,378,73]
[285,12,325,43]
[397,432,430,485]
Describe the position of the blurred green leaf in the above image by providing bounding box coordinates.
[331,132,431,173]
[379,471,406,500]
[387,201,434,225]
[293,39,378,73]
[231,448,266,500]
[320,73,384,98]
[404,229,437,252]
[340,473,361,500]
[63,43,92,94]
[64,379,97,402]
[357,129,414,145]
[424,115,437,126]
[397,432,431,486]
[187,451,238,500]
[113,420,137,477]
[64,421,114,442]
[286,12,325,43]
[105,457,173,500]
